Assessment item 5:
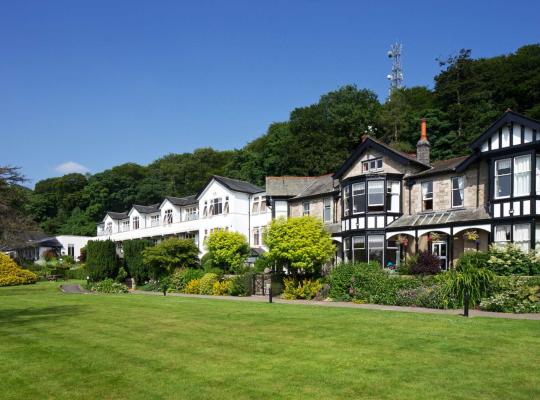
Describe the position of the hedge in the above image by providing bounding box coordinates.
[123,239,153,284]
[86,240,118,281]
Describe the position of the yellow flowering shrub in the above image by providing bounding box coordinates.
[199,273,218,295]
[184,279,201,294]
[212,280,232,296]
[283,278,322,300]
[0,253,38,287]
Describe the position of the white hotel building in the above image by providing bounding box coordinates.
[96,175,272,255]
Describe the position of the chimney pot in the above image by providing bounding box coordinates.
[417,118,430,165]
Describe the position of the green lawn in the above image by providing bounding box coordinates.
[1,282,539,400]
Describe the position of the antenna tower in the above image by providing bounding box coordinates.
[387,43,403,95]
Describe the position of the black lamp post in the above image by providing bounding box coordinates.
[463,290,469,317]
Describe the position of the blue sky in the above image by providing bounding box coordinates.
[1,0,539,186]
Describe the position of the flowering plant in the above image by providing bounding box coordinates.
[464,230,479,241]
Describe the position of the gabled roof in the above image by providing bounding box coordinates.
[408,156,469,179]
[333,136,430,179]
[265,176,320,197]
[105,211,129,220]
[197,175,264,198]
[469,110,540,150]
[291,174,337,200]
[132,203,161,214]
[163,195,198,207]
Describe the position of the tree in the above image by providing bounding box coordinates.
[86,240,118,281]
[123,239,153,284]
[142,238,199,277]
[0,166,37,249]
[205,231,250,273]
[263,216,335,276]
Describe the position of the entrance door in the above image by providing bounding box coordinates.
[431,241,448,271]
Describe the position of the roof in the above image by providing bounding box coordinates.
[387,207,491,229]
[106,211,129,220]
[164,195,198,207]
[333,136,430,179]
[208,175,264,195]
[265,176,320,197]
[132,203,160,214]
[0,232,63,251]
[408,156,469,179]
[291,174,337,200]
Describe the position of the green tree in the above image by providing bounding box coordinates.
[205,230,250,273]
[123,239,153,284]
[142,238,199,277]
[263,216,335,276]
[86,240,118,281]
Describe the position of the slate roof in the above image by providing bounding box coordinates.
[164,195,198,206]
[409,156,469,179]
[265,176,321,197]
[387,207,491,229]
[211,175,264,194]
[291,174,337,200]
[106,211,129,220]
[0,232,62,251]
[132,203,161,214]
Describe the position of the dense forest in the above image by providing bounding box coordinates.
[16,45,540,236]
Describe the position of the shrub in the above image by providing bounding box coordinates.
[283,278,322,300]
[0,253,38,286]
[410,251,441,275]
[328,262,358,300]
[486,244,539,275]
[123,239,153,284]
[480,276,540,313]
[350,268,421,305]
[116,266,128,283]
[229,272,254,296]
[66,265,87,280]
[199,273,219,295]
[43,249,57,262]
[184,279,201,294]
[86,240,118,281]
[170,268,204,291]
[397,254,418,275]
[142,238,200,277]
[205,231,250,273]
[212,280,232,295]
[254,255,272,273]
[90,278,128,294]
[396,281,458,309]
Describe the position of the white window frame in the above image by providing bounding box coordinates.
[494,158,512,199]
[513,155,531,197]
[362,158,383,173]
[494,225,511,247]
[253,226,260,246]
[303,201,310,216]
[387,180,400,213]
[323,197,332,222]
[513,223,531,252]
[352,182,365,214]
[252,197,260,214]
[260,198,267,213]
[132,216,140,229]
[150,214,160,227]
[451,176,465,208]
[164,209,173,225]
[122,220,130,232]
[343,186,350,217]
[422,181,433,211]
[367,180,384,210]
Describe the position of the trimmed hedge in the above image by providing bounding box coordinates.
[123,239,153,284]
[86,240,118,281]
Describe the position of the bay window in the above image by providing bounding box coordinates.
[536,156,540,195]
[367,235,384,265]
[367,181,384,212]
[352,236,365,262]
[260,199,267,213]
[513,224,531,252]
[352,182,365,214]
[451,176,464,208]
[513,155,531,197]
[343,186,350,216]
[422,181,433,211]
[494,158,511,198]
[386,181,400,213]
[133,216,140,229]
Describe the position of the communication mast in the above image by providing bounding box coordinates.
[387,42,403,95]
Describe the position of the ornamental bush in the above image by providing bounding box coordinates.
[0,253,38,286]
[199,273,219,295]
[283,278,322,300]
[123,239,153,284]
[328,262,359,300]
[205,231,250,273]
[90,278,128,294]
[170,268,204,292]
[486,244,540,275]
[184,279,201,294]
[480,276,540,313]
[410,251,441,275]
[212,280,232,296]
[228,272,254,296]
[85,240,118,281]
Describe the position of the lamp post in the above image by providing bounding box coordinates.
[463,290,469,317]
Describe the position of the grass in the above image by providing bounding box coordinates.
[0,282,539,400]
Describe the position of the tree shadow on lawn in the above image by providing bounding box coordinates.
[0,305,85,329]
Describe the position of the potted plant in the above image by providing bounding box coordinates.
[464,230,479,242]
[429,232,441,242]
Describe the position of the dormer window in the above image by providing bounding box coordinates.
[121,220,130,232]
[362,158,383,173]
[133,216,140,229]
[106,222,112,233]
[185,206,198,221]
[164,209,173,225]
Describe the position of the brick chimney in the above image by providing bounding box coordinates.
[416,118,430,165]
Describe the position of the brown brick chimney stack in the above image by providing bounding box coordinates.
[417,118,430,165]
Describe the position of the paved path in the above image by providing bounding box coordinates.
[131,290,540,320]
[60,284,92,294]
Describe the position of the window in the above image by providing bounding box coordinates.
[133,216,140,229]
[494,225,511,247]
[513,155,531,197]
[260,199,267,213]
[209,198,223,216]
[352,182,365,214]
[185,207,198,221]
[252,197,260,214]
[343,237,351,262]
[303,201,310,216]
[367,235,384,265]
[122,220,130,231]
[386,239,399,269]
[362,158,383,173]
[203,201,208,218]
[367,181,384,212]
[352,236,365,262]
[451,177,464,208]
[386,181,400,213]
[164,209,173,225]
[537,156,540,195]
[253,227,260,246]
[151,214,159,227]
[422,181,433,211]
[323,197,332,222]
[536,224,540,253]
[343,186,350,216]
[494,158,511,199]
[513,224,530,252]
[224,197,229,214]
[106,222,112,233]
[68,244,75,258]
